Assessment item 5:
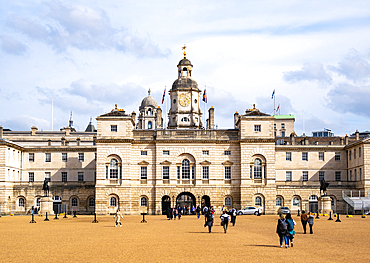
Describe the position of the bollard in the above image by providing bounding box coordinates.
[44,212,49,221]
[335,213,341,222]
[315,212,320,219]
[54,213,59,220]
[29,213,37,223]
[63,212,67,218]
[297,209,300,217]
[141,213,147,223]
[73,211,77,218]
[328,211,333,220]
[92,213,98,223]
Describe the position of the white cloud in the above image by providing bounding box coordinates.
[283,62,332,84]
[3,115,49,131]
[0,35,27,55]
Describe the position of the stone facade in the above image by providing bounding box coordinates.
[1,54,370,216]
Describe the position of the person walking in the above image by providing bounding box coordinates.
[301,210,308,234]
[229,207,237,226]
[114,208,123,227]
[177,206,182,220]
[220,210,230,233]
[276,213,288,248]
[196,205,201,219]
[308,212,314,234]
[285,213,296,247]
[204,210,214,233]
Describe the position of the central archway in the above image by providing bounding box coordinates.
[176,192,196,214]
[162,195,171,215]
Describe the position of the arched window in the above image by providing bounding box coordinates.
[109,159,118,179]
[148,121,152,129]
[309,195,318,201]
[254,159,262,179]
[225,197,232,206]
[276,197,282,207]
[110,197,117,207]
[140,197,147,207]
[255,196,262,206]
[71,197,78,207]
[181,159,190,179]
[181,117,189,122]
[18,198,25,207]
[36,198,41,207]
[89,198,95,207]
[292,197,300,206]
[148,108,151,116]
[53,196,61,201]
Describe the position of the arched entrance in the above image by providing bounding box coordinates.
[162,195,171,215]
[176,192,196,214]
[53,196,62,214]
[309,195,318,213]
[201,195,211,213]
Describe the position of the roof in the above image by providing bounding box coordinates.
[274,114,295,119]
[172,78,199,91]
[140,94,158,109]
[177,58,192,66]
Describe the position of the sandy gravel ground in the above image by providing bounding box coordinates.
[0,213,368,262]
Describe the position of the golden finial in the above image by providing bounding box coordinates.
[182,44,187,58]
[148,88,151,95]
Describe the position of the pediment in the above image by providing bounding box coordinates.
[138,161,149,166]
[160,160,172,165]
[222,160,234,166]
[200,160,211,165]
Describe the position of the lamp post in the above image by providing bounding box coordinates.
[172,195,174,208]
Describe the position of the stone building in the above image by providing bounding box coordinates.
[1,51,370,215]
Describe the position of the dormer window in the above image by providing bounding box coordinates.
[181,117,189,122]
[148,121,152,129]
[147,109,152,115]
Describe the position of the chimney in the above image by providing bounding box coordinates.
[208,107,215,129]
[340,137,344,145]
[304,137,309,145]
[77,137,80,146]
[234,112,239,128]
[345,134,348,145]
[31,126,38,136]
[48,139,51,146]
[289,133,295,145]
[61,137,65,146]
[156,107,162,129]
[356,130,359,141]
[0,126,3,138]
[132,111,137,124]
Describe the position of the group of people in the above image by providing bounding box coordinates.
[276,210,315,248]
[165,205,199,220]
[203,205,238,233]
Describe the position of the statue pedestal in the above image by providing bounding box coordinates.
[40,197,54,215]
[320,196,332,214]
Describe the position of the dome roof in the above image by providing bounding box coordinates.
[172,78,199,91]
[178,58,192,66]
[140,91,158,109]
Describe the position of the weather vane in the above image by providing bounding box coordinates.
[182,44,186,58]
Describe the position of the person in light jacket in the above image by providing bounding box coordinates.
[308,212,314,234]
[114,208,123,227]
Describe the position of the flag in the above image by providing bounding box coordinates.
[202,89,207,103]
[161,88,166,104]
[271,89,275,99]
[276,104,280,112]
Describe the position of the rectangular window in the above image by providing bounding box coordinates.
[354,149,356,159]
[359,147,361,158]
[140,167,147,180]
[62,153,67,162]
[111,125,117,132]
[281,131,285,137]
[95,153,97,161]
[274,124,276,129]
[78,172,84,182]
[224,167,231,180]
[29,172,34,182]
[254,125,261,132]
[224,151,231,156]
[286,171,292,181]
[163,150,170,155]
[302,171,308,181]
[302,152,308,161]
[286,152,291,161]
[78,153,84,162]
[335,152,341,161]
[202,150,209,155]
[359,168,362,180]
[349,150,351,161]
[281,123,285,129]
[62,172,67,182]
[45,172,51,182]
[45,153,51,162]
[335,171,341,181]
[162,166,169,180]
[202,166,209,180]
[192,166,195,179]
[319,152,324,161]
[319,171,325,181]
[141,151,147,156]
[29,153,34,162]
[177,166,180,180]
[350,170,352,181]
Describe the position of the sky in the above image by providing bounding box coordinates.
[1,0,370,136]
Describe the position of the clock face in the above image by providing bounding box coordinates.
[179,93,191,107]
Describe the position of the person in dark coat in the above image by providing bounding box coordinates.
[196,206,201,219]
[276,213,288,248]
[301,210,308,234]
[229,207,237,226]
[166,206,172,220]
[204,210,214,233]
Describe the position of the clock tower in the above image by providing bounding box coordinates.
[168,46,203,129]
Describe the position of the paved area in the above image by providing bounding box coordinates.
[0,213,368,262]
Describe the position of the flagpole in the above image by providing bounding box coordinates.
[274,91,276,116]
[165,86,167,129]
[204,85,206,129]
